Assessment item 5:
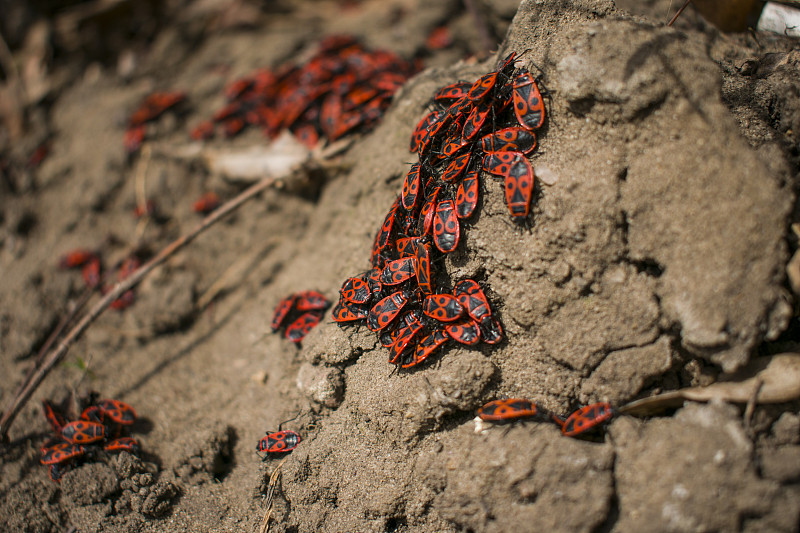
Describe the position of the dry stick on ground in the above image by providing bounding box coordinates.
[260,456,290,533]
[0,174,278,442]
[667,0,693,26]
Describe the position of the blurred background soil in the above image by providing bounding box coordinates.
[1,0,800,531]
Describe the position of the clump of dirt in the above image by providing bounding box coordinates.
[2,0,800,531]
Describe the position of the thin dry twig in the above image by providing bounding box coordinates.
[259,456,289,533]
[0,175,278,442]
[743,378,763,432]
[667,0,693,27]
[133,144,153,242]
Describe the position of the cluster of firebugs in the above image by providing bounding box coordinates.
[39,398,139,482]
[45,50,615,482]
[58,249,140,310]
[266,52,617,454]
[327,51,540,367]
[124,36,416,154]
[189,35,417,148]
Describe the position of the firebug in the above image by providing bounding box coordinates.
[381,257,417,286]
[513,69,546,130]
[367,290,411,332]
[478,398,544,422]
[561,402,616,438]
[61,420,105,445]
[433,200,459,253]
[257,430,301,455]
[422,294,464,322]
[401,329,449,368]
[271,294,298,331]
[413,241,434,295]
[455,169,480,219]
[285,312,322,343]
[444,319,481,345]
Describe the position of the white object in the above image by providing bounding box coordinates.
[758,2,800,38]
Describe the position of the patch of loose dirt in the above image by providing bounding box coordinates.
[2,0,800,532]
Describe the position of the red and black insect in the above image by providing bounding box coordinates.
[80,405,104,424]
[414,241,434,294]
[561,402,616,438]
[365,266,383,293]
[285,312,322,344]
[422,294,464,322]
[444,95,473,120]
[480,127,537,154]
[104,437,140,454]
[440,152,472,183]
[292,123,321,148]
[271,291,328,342]
[129,91,186,127]
[109,289,135,311]
[401,163,421,211]
[441,136,471,158]
[445,319,481,345]
[368,290,411,332]
[478,398,544,422]
[81,257,102,289]
[340,276,374,304]
[461,99,492,141]
[410,111,442,153]
[388,311,424,364]
[455,169,480,219]
[418,186,441,236]
[395,236,419,258]
[433,200,460,254]
[373,196,401,259]
[380,322,401,348]
[479,316,504,345]
[468,71,500,103]
[58,249,97,270]
[295,290,330,311]
[193,191,221,214]
[108,255,140,311]
[422,109,453,153]
[401,329,449,368]
[271,294,299,331]
[95,399,137,425]
[482,151,534,221]
[332,299,369,323]
[43,400,68,434]
[503,153,534,220]
[513,69,546,131]
[48,463,68,483]
[433,81,472,104]
[257,430,301,455]
[61,421,105,445]
[41,442,86,465]
[190,120,215,141]
[381,256,417,285]
[453,279,492,323]
[482,151,519,177]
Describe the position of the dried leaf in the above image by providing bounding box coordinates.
[156,131,311,184]
[203,132,311,184]
[620,353,800,416]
